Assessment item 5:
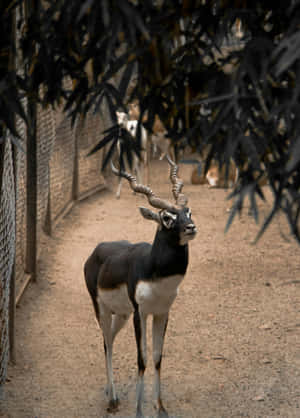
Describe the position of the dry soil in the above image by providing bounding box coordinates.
[1,159,300,418]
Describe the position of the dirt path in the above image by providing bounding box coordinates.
[1,159,300,418]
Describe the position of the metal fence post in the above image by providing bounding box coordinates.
[0,142,5,400]
[9,263,16,364]
[25,0,38,281]
[8,1,17,365]
[25,98,38,281]
[72,117,81,202]
[44,169,52,236]
[9,129,17,366]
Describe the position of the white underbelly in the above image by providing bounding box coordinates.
[98,284,134,315]
[135,274,184,315]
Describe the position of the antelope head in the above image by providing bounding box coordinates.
[111,156,197,245]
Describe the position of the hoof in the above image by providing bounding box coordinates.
[157,404,169,418]
[107,398,119,413]
[158,408,169,418]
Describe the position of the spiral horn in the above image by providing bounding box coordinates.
[166,155,188,207]
[111,161,179,212]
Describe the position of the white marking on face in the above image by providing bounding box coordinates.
[165,211,177,220]
[98,284,134,315]
[135,275,184,315]
[179,222,197,245]
[161,211,177,229]
[186,209,192,219]
[179,233,194,245]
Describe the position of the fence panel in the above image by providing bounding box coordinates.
[49,116,75,222]
[15,112,28,300]
[1,6,113,392]
[0,138,16,397]
[36,103,55,244]
[14,3,28,299]
[77,109,108,198]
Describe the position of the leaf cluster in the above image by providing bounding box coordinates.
[2,0,300,241]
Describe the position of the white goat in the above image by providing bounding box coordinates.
[128,103,175,161]
[115,111,148,199]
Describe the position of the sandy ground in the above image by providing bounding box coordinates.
[1,159,300,418]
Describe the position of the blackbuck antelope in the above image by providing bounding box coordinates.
[115,110,148,199]
[84,156,197,417]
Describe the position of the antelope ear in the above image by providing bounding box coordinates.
[139,207,161,224]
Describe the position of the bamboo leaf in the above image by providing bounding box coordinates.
[102,138,118,171]
[253,203,278,244]
[87,129,116,156]
[273,31,300,76]
[118,60,135,99]
[286,135,300,173]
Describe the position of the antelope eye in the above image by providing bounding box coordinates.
[161,211,177,227]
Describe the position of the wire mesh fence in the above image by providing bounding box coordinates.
[0,138,16,398]
[0,93,110,398]
[0,2,113,396]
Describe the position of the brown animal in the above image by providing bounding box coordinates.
[206,162,268,188]
[190,160,238,188]
[191,167,207,185]
[206,161,239,188]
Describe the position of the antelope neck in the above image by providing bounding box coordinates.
[149,228,189,277]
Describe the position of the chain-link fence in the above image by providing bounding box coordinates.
[0,138,16,398]
[0,100,110,398]
[1,70,110,408]
[0,3,113,395]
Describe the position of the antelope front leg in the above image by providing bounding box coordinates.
[134,310,147,418]
[152,313,169,417]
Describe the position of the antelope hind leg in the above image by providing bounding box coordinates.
[99,306,119,412]
[134,310,148,418]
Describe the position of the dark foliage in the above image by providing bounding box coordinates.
[2,0,300,242]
